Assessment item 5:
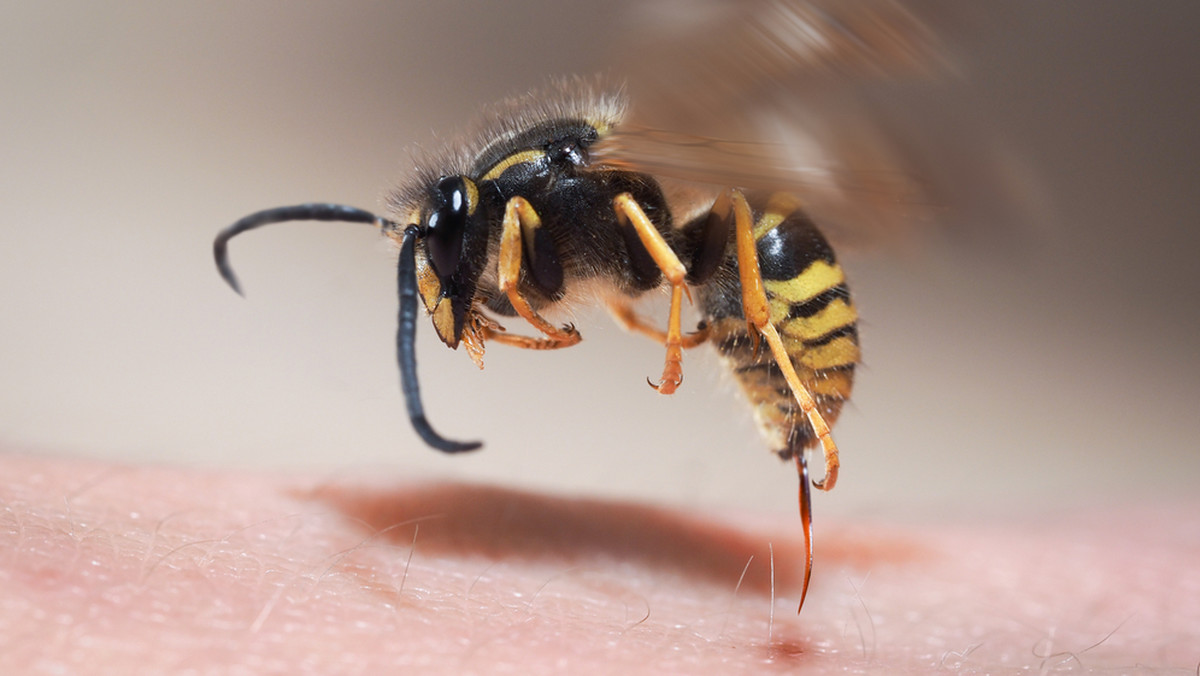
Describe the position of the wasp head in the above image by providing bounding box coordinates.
[412,175,490,350]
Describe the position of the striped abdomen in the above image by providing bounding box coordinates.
[699,194,859,458]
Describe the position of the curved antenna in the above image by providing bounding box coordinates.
[396,226,482,453]
[214,203,383,295]
[213,203,481,453]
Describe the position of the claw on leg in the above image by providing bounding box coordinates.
[612,193,692,396]
[480,324,580,350]
[650,284,685,394]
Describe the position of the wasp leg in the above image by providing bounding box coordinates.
[479,324,580,351]
[612,193,691,394]
[729,190,840,492]
[499,196,581,349]
[457,311,575,372]
[606,299,710,349]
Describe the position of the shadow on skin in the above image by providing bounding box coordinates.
[300,479,930,595]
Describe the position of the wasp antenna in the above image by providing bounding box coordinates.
[213,203,387,296]
[396,226,483,453]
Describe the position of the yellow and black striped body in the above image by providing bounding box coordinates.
[694,193,859,459]
[214,87,865,612]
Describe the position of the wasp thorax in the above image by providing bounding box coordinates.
[425,175,476,286]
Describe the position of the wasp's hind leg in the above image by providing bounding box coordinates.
[612,193,692,394]
[606,298,710,349]
[497,196,582,350]
[727,190,841,492]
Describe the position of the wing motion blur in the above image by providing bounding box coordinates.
[597,0,1037,246]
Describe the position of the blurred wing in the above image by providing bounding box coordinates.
[598,0,1036,245]
[593,122,933,247]
[619,0,955,129]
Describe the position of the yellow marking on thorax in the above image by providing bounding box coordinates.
[764,260,846,307]
[587,117,614,136]
[780,298,858,341]
[481,150,547,181]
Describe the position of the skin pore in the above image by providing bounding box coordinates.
[1,451,1196,675]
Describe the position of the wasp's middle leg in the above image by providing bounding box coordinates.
[612,193,692,394]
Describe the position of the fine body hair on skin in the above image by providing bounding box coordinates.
[2,452,1197,674]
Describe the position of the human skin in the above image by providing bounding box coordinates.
[1,452,1196,675]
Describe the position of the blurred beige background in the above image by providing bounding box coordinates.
[2,2,1197,518]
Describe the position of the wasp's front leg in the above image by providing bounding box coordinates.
[479,324,582,351]
[458,302,580,370]
[497,196,582,349]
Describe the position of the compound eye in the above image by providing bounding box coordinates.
[425,176,471,283]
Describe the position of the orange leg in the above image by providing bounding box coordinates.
[479,324,578,350]
[606,299,710,349]
[458,311,578,372]
[612,193,691,394]
[728,190,840,492]
[499,197,581,349]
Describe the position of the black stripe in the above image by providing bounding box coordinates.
[756,213,836,281]
[734,362,778,375]
[717,324,859,358]
[715,333,752,355]
[774,386,798,401]
[784,284,850,320]
[804,324,858,348]
[736,361,856,378]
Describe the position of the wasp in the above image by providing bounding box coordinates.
[214,0,954,611]
[214,86,854,609]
